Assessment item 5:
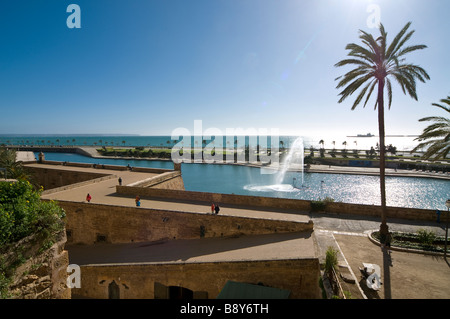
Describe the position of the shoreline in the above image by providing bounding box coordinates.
[23,146,450,181]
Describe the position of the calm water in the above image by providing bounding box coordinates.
[35,152,449,210]
[37,152,173,169]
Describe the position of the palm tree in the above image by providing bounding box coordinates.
[335,21,430,239]
[0,148,31,181]
[411,96,450,160]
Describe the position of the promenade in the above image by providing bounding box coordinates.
[31,162,450,299]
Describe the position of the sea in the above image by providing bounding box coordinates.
[0,134,422,152]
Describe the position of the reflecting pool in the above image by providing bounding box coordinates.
[35,152,449,210]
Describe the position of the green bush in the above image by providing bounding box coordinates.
[324,246,339,275]
[311,197,334,212]
[417,228,436,246]
[0,180,65,247]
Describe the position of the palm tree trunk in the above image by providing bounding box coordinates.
[377,78,389,240]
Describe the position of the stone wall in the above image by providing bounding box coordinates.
[116,186,438,222]
[57,201,313,245]
[127,171,185,190]
[71,258,321,299]
[116,186,311,212]
[26,166,110,191]
[325,202,436,221]
[2,230,70,299]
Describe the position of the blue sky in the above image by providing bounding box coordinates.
[0,0,449,137]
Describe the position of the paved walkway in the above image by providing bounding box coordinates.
[67,231,316,265]
[35,163,311,223]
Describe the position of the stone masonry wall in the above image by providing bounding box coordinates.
[116,186,438,221]
[71,258,321,299]
[26,166,110,191]
[55,201,313,245]
[117,186,311,212]
[2,230,70,299]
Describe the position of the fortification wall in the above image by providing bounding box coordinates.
[55,201,313,245]
[127,171,185,190]
[26,166,110,190]
[325,202,436,221]
[71,258,321,299]
[116,187,437,221]
[117,186,311,212]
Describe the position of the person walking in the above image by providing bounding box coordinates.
[214,204,220,215]
[86,193,92,203]
[135,195,140,207]
[118,177,122,186]
[211,203,215,214]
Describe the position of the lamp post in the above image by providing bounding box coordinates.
[445,199,450,260]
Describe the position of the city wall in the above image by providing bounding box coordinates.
[117,186,312,212]
[26,166,111,190]
[72,258,321,299]
[55,201,313,245]
[116,187,437,222]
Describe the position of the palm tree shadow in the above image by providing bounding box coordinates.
[382,248,392,299]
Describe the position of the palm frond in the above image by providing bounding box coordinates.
[363,79,377,108]
[337,73,374,104]
[412,95,450,160]
[385,22,412,59]
[386,78,393,109]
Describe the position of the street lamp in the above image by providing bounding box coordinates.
[445,199,450,260]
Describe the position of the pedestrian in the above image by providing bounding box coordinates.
[211,202,215,214]
[135,195,140,207]
[436,210,441,223]
[214,204,220,215]
[118,177,122,186]
[86,193,92,203]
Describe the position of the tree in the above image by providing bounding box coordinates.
[0,148,31,181]
[335,22,429,239]
[319,140,325,157]
[411,96,450,160]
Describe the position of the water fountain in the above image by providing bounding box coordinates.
[244,136,305,193]
[276,136,305,186]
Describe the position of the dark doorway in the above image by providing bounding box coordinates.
[168,286,193,299]
[108,280,120,299]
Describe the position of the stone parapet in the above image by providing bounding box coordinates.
[56,201,313,245]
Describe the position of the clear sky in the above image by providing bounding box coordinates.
[1,0,449,137]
